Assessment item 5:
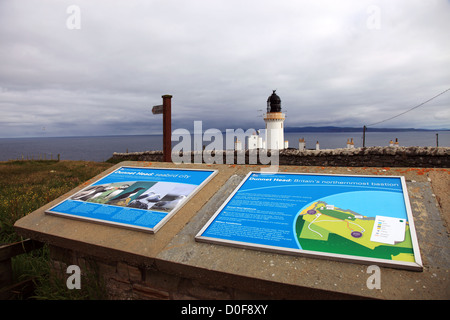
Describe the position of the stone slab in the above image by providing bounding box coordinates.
[14,162,450,299]
[155,165,450,299]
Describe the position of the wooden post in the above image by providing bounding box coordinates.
[363,125,367,148]
[0,239,44,299]
[162,95,172,162]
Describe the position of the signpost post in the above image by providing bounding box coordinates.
[152,95,172,162]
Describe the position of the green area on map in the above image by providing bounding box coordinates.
[295,201,415,262]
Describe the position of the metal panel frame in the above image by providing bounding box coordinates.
[46,166,218,233]
[196,171,423,271]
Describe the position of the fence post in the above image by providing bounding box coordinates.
[0,258,13,298]
[0,239,44,299]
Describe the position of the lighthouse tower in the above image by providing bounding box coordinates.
[264,90,286,150]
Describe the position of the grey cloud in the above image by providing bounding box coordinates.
[0,0,449,138]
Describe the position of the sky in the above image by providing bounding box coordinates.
[0,0,449,138]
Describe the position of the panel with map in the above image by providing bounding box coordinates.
[196,171,423,271]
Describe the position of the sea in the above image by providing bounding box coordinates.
[0,131,448,162]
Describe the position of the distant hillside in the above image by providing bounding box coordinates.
[284,126,449,133]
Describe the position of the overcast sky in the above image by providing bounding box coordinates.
[1,0,449,138]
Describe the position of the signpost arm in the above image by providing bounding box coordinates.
[162,95,172,162]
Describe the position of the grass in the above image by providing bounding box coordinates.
[0,160,114,299]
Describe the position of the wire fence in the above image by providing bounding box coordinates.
[9,153,60,161]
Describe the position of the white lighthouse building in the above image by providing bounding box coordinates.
[264,90,286,150]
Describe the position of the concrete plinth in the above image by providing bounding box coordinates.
[14,162,450,299]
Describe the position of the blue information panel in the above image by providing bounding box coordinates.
[46,166,217,233]
[196,171,423,271]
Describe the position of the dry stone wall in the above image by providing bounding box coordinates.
[111,146,450,168]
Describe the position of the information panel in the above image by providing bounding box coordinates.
[196,171,423,271]
[46,166,217,233]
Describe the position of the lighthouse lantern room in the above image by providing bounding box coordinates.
[264,90,286,150]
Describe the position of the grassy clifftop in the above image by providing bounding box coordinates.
[0,160,113,244]
[0,160,114,299]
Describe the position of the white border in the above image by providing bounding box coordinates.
[46,166,218,233]
[196,171,423,271]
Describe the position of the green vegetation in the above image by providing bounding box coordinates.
[0,160,113,299]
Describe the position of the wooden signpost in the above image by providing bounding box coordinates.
[153,95,172,162]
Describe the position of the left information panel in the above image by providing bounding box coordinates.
[46,166,217,233]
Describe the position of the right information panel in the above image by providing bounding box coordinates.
[196,172,423,271]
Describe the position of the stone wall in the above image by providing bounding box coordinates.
[49,245,345,299]
[50,244,249,300]
[111,146,450,168]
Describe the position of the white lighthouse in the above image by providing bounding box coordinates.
[264,90,286,150]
